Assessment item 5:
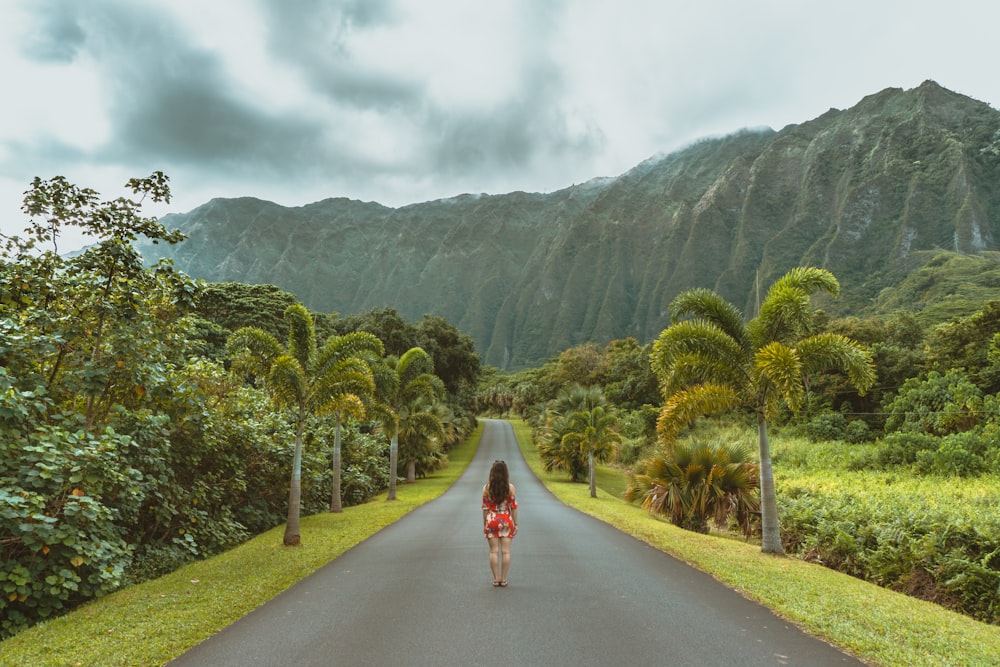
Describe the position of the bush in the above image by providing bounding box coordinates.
[778,473,1000,623]
[806,411,847,441]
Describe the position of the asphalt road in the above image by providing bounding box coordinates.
[168,419,864,667]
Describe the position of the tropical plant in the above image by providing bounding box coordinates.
[226,305,377,545]
[560,405,622,497]
[369,348,443,500]
[626,439,759,535]
[396,395,447,483]
[321,332,385,512]
[537,385,608,482]
[649,267,876,553]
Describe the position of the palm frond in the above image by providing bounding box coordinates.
[397,347,435,386]
[283,304,316,370]
[669,288,750,349]
[656,383,741,444]
[226,326,283,377]
[754,341,804,411]
[315,331,384,377]
[755,267,839,344]
[651,320,748,380]
[796,333,877,395]
[267,355,307,408]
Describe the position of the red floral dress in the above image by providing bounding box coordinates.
[482,492,518,539]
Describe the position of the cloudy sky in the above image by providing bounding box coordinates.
[2,0,998,250]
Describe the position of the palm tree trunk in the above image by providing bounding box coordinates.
[284,415,305,546]
[329,417,343,513]
[387,432,398,500]
[406,458,416,483]
[588,450,597,498]
[756,414,784,554]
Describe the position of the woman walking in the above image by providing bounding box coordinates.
[482,460,518,587]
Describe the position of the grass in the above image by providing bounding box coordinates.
[0,423,482,667]
[509,419,1000,667]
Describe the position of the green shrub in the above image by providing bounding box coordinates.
[806,411,847,441]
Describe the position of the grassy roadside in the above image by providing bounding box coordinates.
[509,419,1000,667]
[0,423,483,667]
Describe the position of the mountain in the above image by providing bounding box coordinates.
[140,81,1000,369]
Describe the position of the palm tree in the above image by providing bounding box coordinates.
[538,385,607,482]
[227,304,377,545]
[649,267,875,553]
[626,439,759,536]
[397,394,447,482]
[370,347,443,500]
[560,405,622,497]
[324,333,385,513]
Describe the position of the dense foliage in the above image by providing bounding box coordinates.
[479,279,1000,622]
[0,175,476,639]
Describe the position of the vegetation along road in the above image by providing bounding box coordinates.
[169,420,861,666]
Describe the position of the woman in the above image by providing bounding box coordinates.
[482,459,518,587]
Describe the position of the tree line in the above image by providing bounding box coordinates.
[0,174,480,638]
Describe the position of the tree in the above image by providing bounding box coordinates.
[227,305,376,545]
[415,314,481,398]
[396,394,447,483]
[323,333,385,513]
[560,405,622,497]
[370,347,443,500]
[649,267,875,553]
[538,385,608,482]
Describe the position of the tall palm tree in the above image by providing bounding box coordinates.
[227,304,376,545]
[649,267,875,553]
[370,347,443,500]
[560,405,622,497]
[324,333,385,513]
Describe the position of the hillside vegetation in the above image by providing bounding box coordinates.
[140,81,1000,368]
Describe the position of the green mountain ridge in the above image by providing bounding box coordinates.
[139,80,1000,368]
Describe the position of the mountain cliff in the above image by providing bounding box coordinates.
[141,81,1000,369]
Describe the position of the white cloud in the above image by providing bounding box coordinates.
[1,0,999,250]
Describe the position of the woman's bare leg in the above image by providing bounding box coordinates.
[487,537,500,584]
[499,537,512,585]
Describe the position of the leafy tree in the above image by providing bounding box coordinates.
[227,304,376,545]
[194,282,299,340]
[560,405,622,497]
[0,172,221,635]
[602,338,660,410]
[415,314,481,398]
[924,301,1000,393]
[884,369,984,436]
[649,268,876,553]
[335,307,417,357]
[369,348,442,500]
[547,342,608,389]
[626,439,759,535]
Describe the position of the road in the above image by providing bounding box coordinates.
[169,419,863,666]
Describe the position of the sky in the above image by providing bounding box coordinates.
[2,0,999,251]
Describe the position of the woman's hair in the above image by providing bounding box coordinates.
[487,460,510,502]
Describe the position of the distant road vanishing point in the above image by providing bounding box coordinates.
[169,419,863,666]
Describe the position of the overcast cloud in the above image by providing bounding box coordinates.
[2,0,999,250]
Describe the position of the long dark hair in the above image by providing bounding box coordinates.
[487,460,510,502]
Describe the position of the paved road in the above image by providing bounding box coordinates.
[169,419,864,666]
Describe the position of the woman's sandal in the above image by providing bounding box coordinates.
[492,581,500,587]
[499,580,508,587]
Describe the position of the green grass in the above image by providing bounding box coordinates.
[0,423,482,667]
[509,419,1000,667]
